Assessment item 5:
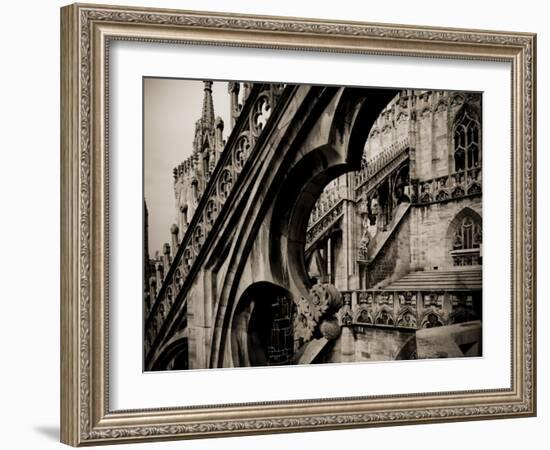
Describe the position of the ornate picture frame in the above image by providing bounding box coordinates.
[60,3,536,446]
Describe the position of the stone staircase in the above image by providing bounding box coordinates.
[365,201,411,262]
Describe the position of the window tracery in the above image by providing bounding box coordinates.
[453,108,480,172]
[450,212,482,266]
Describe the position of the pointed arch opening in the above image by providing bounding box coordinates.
[231,282,295,367]
[446,207,482,266]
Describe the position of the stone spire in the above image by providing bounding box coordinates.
[201,80,215,130]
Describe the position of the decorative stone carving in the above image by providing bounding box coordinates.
[174,269,183,288]
[320,318,341,340]
[396,111,409,123]
[293,296,315,342]
[182,248,193,273]
[166,287,174,307]
[358,201,371,261]
[337,307,354,327]
[218,169,233,201]
[374,305,394,325]
[412,167,482,205]
[355,308,373,324]
[305,200,344,249]
[451,93,465,108]
[336,291,354,326]
[192,224,204,254]
[421,307,446,328]
[204,199,218,227]
[251,95,271,135]
[354,136,410,189]
[293,283,343,344]
[435,100,448,113]
[397,306,417,328]
[233,134,250,171]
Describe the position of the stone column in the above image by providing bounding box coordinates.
[416,290,423,326]
[340,326,355,363]
[442,291,453,323]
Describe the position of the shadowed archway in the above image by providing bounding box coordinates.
[231,282,294,367]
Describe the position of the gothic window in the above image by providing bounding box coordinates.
[450,212,482,266]
[453,108,480,172]
[452,216,481,251]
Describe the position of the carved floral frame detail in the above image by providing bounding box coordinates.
[61,3,536,446]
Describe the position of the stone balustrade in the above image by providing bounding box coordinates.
[411,166,482,205]
[338,289,479,331]
[307,181,343,227]
[355,136,410,190]
[305,199,344,251]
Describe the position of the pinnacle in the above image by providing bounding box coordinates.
[201,80,215,129]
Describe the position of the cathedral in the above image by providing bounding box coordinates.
[143,81,482,371]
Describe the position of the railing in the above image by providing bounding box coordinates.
[305,199,344,251]
[450,248,481,267]
[305,180,346,250]
[354,137,410,191]
[307,181,344,227]
[144,83,286,355]
[411,167,482,205]
[338,289,479,330]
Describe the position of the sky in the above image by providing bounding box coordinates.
[144,78,231,255]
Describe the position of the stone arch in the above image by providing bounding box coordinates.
[193,86,397,370]
[150,338,188,371]
[270,146,350,295]
[354,307,373,324]
[269,88,398,297]
[230,282,294,367]
[396,306,417,328]
[206,88,342,369]
[374,306,395,326]
[420,309,445,328]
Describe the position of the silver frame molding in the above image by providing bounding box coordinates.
[60,3,536,446]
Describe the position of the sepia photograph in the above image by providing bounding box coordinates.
[143,78,483,371]
[58,3,536,445]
